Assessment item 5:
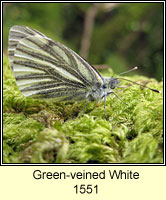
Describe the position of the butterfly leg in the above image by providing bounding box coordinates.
[104,95,108,120]
[78,100,89,117]
[111,91,128,105]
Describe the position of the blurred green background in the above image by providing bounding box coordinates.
[3,2,163,80]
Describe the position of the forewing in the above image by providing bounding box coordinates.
[8,25,47,68]
[8,25,103,101]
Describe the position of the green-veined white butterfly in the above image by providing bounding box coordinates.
[8,25,160,118]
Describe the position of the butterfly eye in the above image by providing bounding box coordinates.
[109,78,120,89]
[102,84,107,89]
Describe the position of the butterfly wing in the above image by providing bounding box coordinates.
[8,25,103,101]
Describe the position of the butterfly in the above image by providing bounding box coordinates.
[8,25,160,119]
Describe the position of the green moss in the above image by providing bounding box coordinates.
[21,128,69,163]
[61,115,120,163]
[121,134,162,163]
[3,55,163,163]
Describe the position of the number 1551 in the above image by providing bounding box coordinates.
[74,184,98,194]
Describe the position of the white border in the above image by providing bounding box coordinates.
[1,0,165,166]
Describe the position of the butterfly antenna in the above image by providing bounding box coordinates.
[117,66,138,76]
[117,77,161,93]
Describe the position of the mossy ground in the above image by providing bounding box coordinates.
[3,55,163,163]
